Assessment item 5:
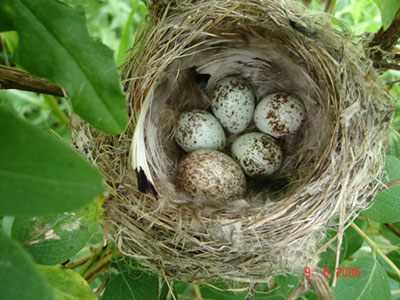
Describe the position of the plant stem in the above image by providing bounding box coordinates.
[0,36,9,67]
[0,64,64,97]
[66,254,91,269]
[84,257,111,282]
[192,284,202,300]
[78,245,106,277]
[94,277,110,297]
[377,244,400,251]
[385,223,400,239]
[43,94,71,128]
[370,11,400,52]
[325,0,337,14]
[351,223,400,279]
[369,11,400,68]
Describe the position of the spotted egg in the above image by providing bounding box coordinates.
[175,149,246,202]
[254,93,305,138]
[175,110,226,153]
[231,132,282,177]
[211,76,255,134]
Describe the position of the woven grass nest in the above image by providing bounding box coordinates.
[73,0,394,283]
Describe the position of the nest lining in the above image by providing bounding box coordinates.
[73,0,393,282]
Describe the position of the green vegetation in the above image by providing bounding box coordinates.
[0,0,399,299]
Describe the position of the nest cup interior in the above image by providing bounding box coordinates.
[75,0,392,282]
[138,2,341,214]
[150,35,333,207]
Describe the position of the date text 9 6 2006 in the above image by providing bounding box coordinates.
[305,267,360,278]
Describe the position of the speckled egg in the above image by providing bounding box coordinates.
[211,76,255,134]
[175,110,226,152]
[254,93,305,138]
[175,149,246,202]
[231,132,282,177]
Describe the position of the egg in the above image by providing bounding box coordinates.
[211,76,255,134]
[175,110,226,152]
[254,93,305,138]
[175,149,246,202]
[231,132,282,177]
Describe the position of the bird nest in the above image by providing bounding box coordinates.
[73,0,393,283]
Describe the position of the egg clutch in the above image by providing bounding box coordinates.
[174,76,305,203]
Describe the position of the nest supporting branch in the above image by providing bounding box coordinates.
[369,11,400,70]
[0,64,65,97]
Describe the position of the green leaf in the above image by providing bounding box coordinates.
[253,292,286,300]
[174,281,193,296]
[0,230,56,300]
[318,230,348,281]
[0,0,128,134]
[12,197,103,265]
[0,105,105,216]
[332,255,391,300]
[363,155,400,223]
[117,0,140,67]
[273,274,301,299]
[38,265,97,300]
[102,259,169,300]
[344,218,367,259]
[0,4,12,32]
[2,215,14,237]
[374,0,400,30]
[335,0,349,12]
[300,291,319,300]
[0,90,72,141]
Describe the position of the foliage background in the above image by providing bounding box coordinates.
[0,0,399,299]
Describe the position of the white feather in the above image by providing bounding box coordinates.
[130,91,155,186]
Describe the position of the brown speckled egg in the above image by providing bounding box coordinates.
[175,110,226,153]
[211,76,255,134]
[254,93,305,138]
[231,132,282,177]
[175,149,246,202]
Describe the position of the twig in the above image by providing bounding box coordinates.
[286,278,308,300]
[324,0,336,14]
[385,223,400,239]
[370,11,400,52]
[94,277,110,296]
[79,245,107,277]
[388,79,400,88]
[375,63,400,71]
[380,179,400,191]
[84,258,111,282]
[306,270,335,300]
[369,11,400,68]
[351,223,400,279]
[65,254,92,269]
[0,64,65,97]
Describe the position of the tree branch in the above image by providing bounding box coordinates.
[370,11,400,52]
[385,223,400,239]
[375,63,400,71]
[0,65,65,97]
[369,11,400,68]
